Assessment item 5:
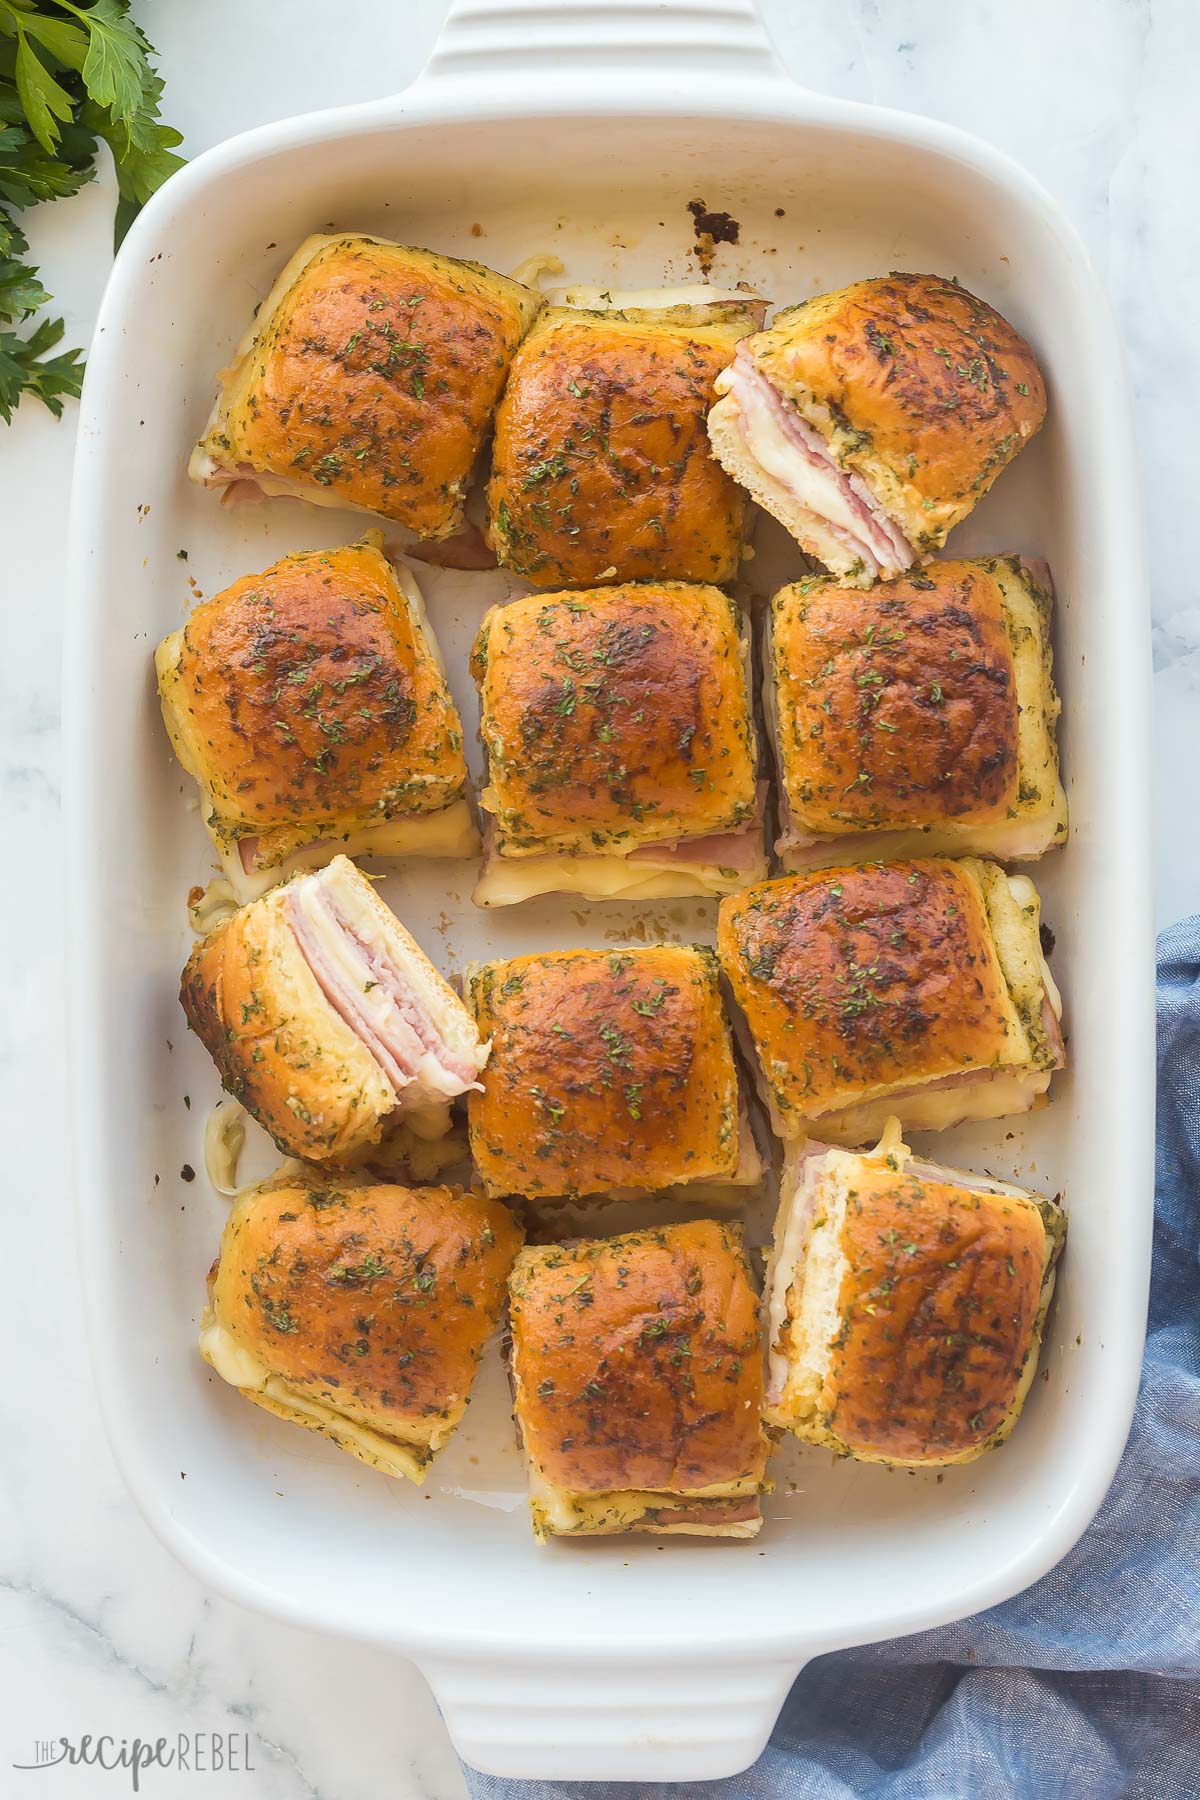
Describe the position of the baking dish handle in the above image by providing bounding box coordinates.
[419,0,786,88]
[419,1651,800,1781]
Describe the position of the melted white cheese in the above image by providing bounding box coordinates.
[507,253,564,288]
[779,808,1066,871]
[1007,874,1063,1020]
[199,1314,434,1483]
[472,846,761,907]
[764,1151,851,1427]
[199,1312,271,1390]
[291,859,486,1099]
[526,1466,761,1539]
[203,1098,246,1198]
[222,801,479,903]
[726,367,879,547]
[804,1067,1051,1148]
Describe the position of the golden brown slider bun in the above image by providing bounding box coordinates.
[768,556,1067,869]
[156,535,476,900]
[708,272,1046,585]
[200,1168,523,1481]
[465,945,760,1201]
[190,234,541,538]
[181,856,488,1163]
[470,582,765,905]
[717,858,1065,1145]
[764,1125,1065,1465]
[486,291,760,587]
[508,1219,769,1538]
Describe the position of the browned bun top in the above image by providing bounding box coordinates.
[772,561,1018,834]
[509,1219,766,1493]
[826,1161,1050,1460]
[180,891,394,1162]
[757,272,1046,548]
[212,1171,523,1432]
[171,541,466,850]
[486,310,749,586]
[467,945,740,1198]
[471,583,757,854]
[717,860,1019,1126]
[219,237,538,536]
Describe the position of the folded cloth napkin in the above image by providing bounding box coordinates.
[462,920,1200,1800]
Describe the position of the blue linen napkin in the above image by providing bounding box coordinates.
[463,920,1200,1800]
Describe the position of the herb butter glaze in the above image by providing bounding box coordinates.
[466,945,742,1200]
[472,582,758,858]
[487,300,757,586]
[158,539,470,872]
[508,1220,768,1537]
[194,233,541,535]
[751,271,1047,556]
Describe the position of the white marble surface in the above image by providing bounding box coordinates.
[1,2,1195,1793]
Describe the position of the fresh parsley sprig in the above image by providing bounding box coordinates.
[0,0,183,423]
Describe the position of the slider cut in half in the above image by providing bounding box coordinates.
[718,858,1065,1145]
[189,234,541,540]
[769,556,1067,869]
[180,855,488,1162]
[708,272,1046,585]
[765,1124,1065,1464]
[486,285,763,587]
[508,1220,769,1538]
[465,945,761,1202]
[471,583,765,905]
[201,1168,522,1481]
[156,535,476,900]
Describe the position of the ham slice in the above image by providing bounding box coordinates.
[627,782,767,870]
[849,1054,1037,1108]
[406,522,498,571]
[626,820,762,870]
[201,452,494,569]
[809,998,1065,1118]
[238,833,332,876]
[727,349,914,579]
[286,880,481,1099]
[1040,995,1067,1068]
[218,477,268,506]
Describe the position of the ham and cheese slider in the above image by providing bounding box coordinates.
[708,272,1046,586]
[768,556,1067,870]
[486,285,762,587]
[508,1220,770,1538]
[765,1124,1065,1465]
[156,536,476,901]
[470,582,766,905]
[465,945,762,1202]
[201,1168,522,1482]
[717,858,1065,1146]
[189,234,541,545]
[180,856,488,1163]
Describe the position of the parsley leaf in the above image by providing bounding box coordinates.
[65,0,147,130]
[14,29,77,152]
[0,0,183,422]
[0,214,49,320]
[0,312,84,421]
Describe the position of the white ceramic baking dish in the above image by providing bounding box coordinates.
[65,0,1155,1781]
